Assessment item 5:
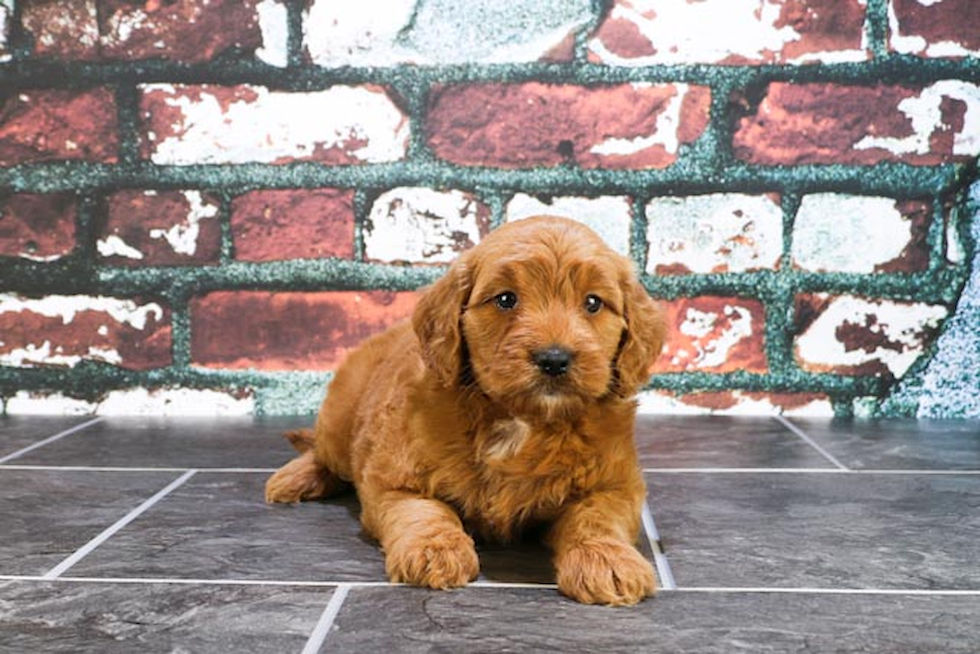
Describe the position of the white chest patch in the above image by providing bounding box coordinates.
[479,418,531,462]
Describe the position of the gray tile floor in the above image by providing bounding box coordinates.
[1,414,978,652]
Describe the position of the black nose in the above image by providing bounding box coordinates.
[533,346,573,377]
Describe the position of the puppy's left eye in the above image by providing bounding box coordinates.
[584,294,604,314]
[494,291,519,310]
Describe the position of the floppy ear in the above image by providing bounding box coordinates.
[412,256,472,388]
[614,273,665,398]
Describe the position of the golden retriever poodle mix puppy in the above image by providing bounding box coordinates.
[266,215,665,606]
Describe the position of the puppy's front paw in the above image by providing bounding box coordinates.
[555,539,657,606]
[385,529,480,590]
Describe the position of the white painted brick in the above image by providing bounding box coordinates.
[6,388,255,416]
[792,194,914,273]
[506,194,633,255]
[4,392,96,415]
[151,191,220,256]
[947,217,967,265]
[888,1,980,57]
[853,81,980,158]
[256,0,289,67]
[365,188,489,264]
[96,387,254,416]
[589,0,868,66]
[0,294,167,369]
[0,294,164,330]
[795,295,949,377]
[304,0,591,65]
[646,194,783,274]
[637,390,834,417]
[141,84,409,165]
[0,0,12,63]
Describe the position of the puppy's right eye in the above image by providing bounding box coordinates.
[494,292,518,310]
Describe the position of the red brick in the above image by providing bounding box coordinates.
[231,190,356,262]
[772,0,868,62]
[0,295,171,370]
[190,291,417,371]
[426,83,710,169]
[21,0,265,63]
[102,0,262,62]
[99,190,222,266]
[20,1,101,60]
[890,0,980,57]
[733,81,980,166]
[0,89,119,166]
[0,194,76,261]
[655,296,768,374]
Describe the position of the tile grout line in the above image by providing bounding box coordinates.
[643,467,980,475]
[676,586,980,596]
[41,470,198,580]
[773,415,850,471]
[641,501,677,591]
[301,583,351,654]
[644,467,844,474]
[0,464,277,473]
[0,574,558,590]
[0,417,105,464]
[4,463,978,476]
[5,574,978,596]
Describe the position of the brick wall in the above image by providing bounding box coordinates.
[1,0,978,418]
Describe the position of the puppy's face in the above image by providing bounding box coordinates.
[462,231,627,419]
[413,216,664,423]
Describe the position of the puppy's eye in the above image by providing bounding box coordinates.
[494,292,518,310]
[584,294,603,314]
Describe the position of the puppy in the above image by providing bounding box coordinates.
[266,215,665,606]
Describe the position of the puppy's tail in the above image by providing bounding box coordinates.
[282,428,316,454]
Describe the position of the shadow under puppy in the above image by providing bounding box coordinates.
[266,215,665,606]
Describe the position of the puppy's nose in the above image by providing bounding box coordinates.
[533,346,573,377]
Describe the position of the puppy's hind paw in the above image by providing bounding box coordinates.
[386,530,480,590]
[265,451,343,504]
[555,539,657,606]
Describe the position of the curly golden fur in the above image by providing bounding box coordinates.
[266,215,665,605]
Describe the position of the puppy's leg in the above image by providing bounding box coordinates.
[265,429,348,503]
[265,451,348,503]
[363,489,479,589]
[547,486,656,606]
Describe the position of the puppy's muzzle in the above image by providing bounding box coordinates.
[533,346,574,377]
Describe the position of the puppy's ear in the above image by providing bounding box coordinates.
[412,256,472,387]
[615,273,665,397]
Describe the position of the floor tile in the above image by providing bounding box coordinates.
[647,472,980,590]
[0,416,96,461]
[324,585,980,654]
[67,472,387,582]
[4,415,978,652]
[788,418,980,470]
[635,415,834,469]
[66,471,612,587]
[476,528,655,585]
[0,580,333,653]
[0,469,184,576]
[10,416,308,469]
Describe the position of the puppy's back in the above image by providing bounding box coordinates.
[311,321,422,481]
